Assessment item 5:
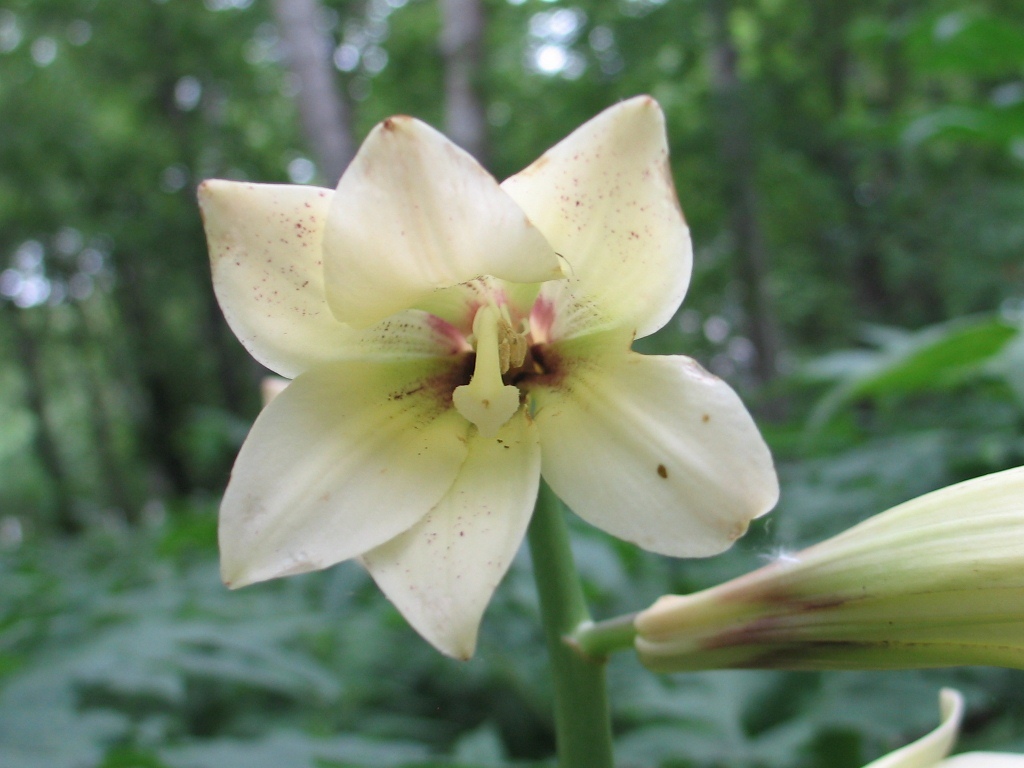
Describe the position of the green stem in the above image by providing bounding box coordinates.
[527,481,615,768]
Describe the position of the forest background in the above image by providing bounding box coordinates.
[2,0,1024,766]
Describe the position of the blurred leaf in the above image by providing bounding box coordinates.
[986,330,1024,407]
[804,315,1019,433]
[907,12,1024,77]
[0,663,128,768]
[451,723,508,766]
[161,731,429,768]
[903,105,1024,148]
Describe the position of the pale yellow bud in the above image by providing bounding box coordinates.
[636,467,1024,672]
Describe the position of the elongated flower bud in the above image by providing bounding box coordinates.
[636,467,1024,672]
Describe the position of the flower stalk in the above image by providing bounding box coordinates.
[569,614,638,660]
[527,482,614,768]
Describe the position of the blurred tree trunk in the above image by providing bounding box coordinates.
[707,0,781,384]
[811,2,891,319]
[271,0,356,183]
[112,255,193,499]
[440,0,488,161]
[71,303,138,519]
[6,305,77,532]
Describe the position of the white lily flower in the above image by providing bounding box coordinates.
[862,689,1024,768]
[199,97,778,659]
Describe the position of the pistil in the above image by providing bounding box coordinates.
[452,304,523,438]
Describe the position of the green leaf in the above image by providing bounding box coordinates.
[805,316,1019,433]
[907,12,1024,76]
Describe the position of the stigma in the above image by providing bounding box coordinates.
[452,304,526,438]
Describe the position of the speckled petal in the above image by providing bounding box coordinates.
[322,116,563,328]
[200,180,464,378]
[528,340,778,557]
[501,96,691,341]
[219,357,472,588]
[361,409,540,659]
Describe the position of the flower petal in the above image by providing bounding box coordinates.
[260,376,289,405]
[529,343,778,557]
[322,116,563,328]
[200,180,338,376]
[501,96,691,341]
[200,180,463,378]
[863,689,961,768]
[219,358,472,588]
[361,410,541,659]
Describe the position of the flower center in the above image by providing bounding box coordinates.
[452,304,527,438]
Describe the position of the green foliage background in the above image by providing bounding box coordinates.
[1,0,1024,766]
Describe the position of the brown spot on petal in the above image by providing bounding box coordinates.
[381,114,413,133]
[702,413,710,423]
[657,464,668,479]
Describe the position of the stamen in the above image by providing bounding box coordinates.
[453,305,522,438]
[496,305,528,374]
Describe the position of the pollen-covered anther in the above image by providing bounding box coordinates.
[496,307,529,373]
[453,305,522,438]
